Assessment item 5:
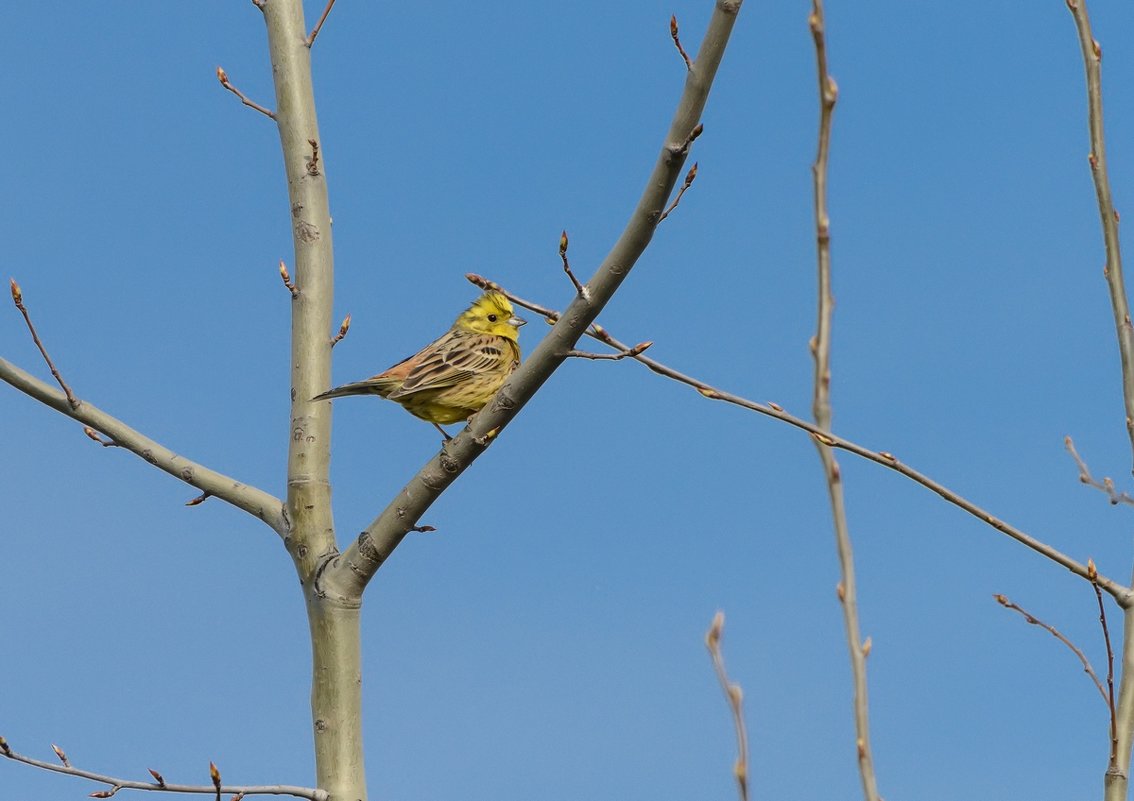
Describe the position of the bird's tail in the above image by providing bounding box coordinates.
[312,379,395,401]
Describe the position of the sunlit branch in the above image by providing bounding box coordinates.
[0,357,286,534]
[465,275,1132,605]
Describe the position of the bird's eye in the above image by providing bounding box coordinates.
[488,314,498,322]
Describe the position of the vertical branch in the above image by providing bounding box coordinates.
[1110,604,1134,801]
[807,4,881,801]
[1066,0,1134,470]
[258,2,358,800]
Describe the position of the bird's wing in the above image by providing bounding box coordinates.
[389,330,513,399]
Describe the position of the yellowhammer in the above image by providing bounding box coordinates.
[314,291,526,437]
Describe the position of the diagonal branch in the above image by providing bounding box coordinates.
[0,740,326,801]
[994,593,1108,704]
[321,0,745,601]
[0,357,286,534]
[466,276,1133,604]
[9,279,78,409]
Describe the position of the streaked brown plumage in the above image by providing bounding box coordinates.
[313,291,526,436]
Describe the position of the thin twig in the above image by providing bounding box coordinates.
[1065,0,1134,471]
[330,314,351,347]
[565,342,652,361]
[670,15,693,70]
[306,0,337,47]
[1089,559,1121,770]
[705,612,748,801]
[1065,436,1134,506]
[216,67,276,120]
[466,272,1133,603]
[279,261,299,297]
[9,278,79,409]
[807,5,879,800]
[559,230,588,299]
[657,163,698,224]
[0,743,326,801]
[185,491,212,507]
[994,593,1107,703]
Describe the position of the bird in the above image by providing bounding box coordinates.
[313,291,527,438]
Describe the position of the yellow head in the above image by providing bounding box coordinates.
[454,291,526,341]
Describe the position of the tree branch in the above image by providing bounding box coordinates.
[9,278,78,408]
[705,612,749,801]
[466,278,1133,604]
[321,0,745,601]
[1065,0,1134,472]
[806,5,880,800]
[1065,436,1134,507]
[993,593,1108,704]
[256,4,358,800]
[0,741,326,801]
[0,356,286,533]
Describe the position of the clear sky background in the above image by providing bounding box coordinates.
[4,1,1134,799]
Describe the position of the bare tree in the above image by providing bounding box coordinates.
[1,2,742,800]
[4,2,1133,800]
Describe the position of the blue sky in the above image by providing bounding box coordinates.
[4,1,1134,799]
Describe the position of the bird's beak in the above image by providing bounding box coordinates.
[510,315,527,327]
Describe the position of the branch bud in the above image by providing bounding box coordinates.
[209,761,222,791]
[559,230,569,256]
[9,278,21,305]
[705,610,724,649]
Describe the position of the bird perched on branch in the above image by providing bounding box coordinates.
[314,291,526,438]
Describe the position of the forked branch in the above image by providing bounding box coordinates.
[322,0,745,600]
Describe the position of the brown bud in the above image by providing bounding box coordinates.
[705,610,724,648]
[209,761,222,790]
[559,230,569,255]
[216,67,228,84]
